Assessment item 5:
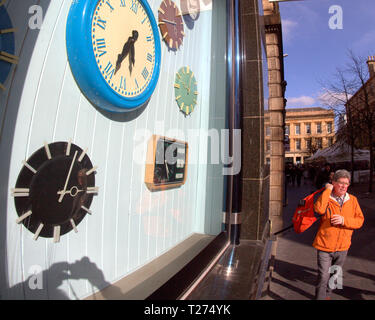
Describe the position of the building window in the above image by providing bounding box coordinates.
[327,122,332,134]
[328,137,334,146]
[306,138,312,150]
[266,126,270,136]
[285,139,290,152]
[296,139,301,150]
[306,123,311,134]
[295,124,300,135]
[285,125,290,135]
[266,140,270,151]
[316,137,322,149]
[316,122,322,134]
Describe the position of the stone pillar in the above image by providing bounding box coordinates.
[262,0,285,234]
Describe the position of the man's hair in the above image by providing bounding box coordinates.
[333,169,351,183]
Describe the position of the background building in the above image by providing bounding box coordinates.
[265,107,335,164]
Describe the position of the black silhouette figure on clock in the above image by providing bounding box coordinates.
[115,30,139,76]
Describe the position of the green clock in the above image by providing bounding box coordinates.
[174,66,198,116]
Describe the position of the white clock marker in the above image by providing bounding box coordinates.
[66,139,72,156]
[81,205,92,215]
[53,226,61,243]
[33,223,44,241]
[16,210,32,224]
[22,160,37,174]
[86,186,99,194]
[86,166,98,176]
[78,148,88,162]
[11,188,29,197]
[44,141,52,159]
[70,219,78,233]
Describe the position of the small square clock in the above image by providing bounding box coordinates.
[145,135,188,191]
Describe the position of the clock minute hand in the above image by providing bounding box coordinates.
[161,19,176,26]
[164,160,170,178]
[58,150,78,203]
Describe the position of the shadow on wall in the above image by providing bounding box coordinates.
[1,257,117,300]
[0,0,52,296]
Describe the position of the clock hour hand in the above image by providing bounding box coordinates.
[115,30,139,76]
[182,82,190,94]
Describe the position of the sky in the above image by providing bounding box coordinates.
[278,0,375,109]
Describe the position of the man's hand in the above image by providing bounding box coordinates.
[331,214,344,226]
[325,183,333,190]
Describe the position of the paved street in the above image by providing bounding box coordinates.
[262,179,375,300]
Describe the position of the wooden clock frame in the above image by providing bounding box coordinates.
[145,135,188,191]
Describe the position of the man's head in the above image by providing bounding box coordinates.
[324,163,331,171]
[332,169,350,197]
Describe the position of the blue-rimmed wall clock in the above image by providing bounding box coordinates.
[66,0,161,113]
[0,3,17,91]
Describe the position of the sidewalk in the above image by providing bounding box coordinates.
[261,179,375,300]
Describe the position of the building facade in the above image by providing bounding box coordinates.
[265,107,335,164]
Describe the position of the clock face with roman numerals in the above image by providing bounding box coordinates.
[66,0,161,112]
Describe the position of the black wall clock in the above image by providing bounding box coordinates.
[11,141,98,242]
[0,2,18,91]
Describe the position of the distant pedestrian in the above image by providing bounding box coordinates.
[296,165,303,187]
[313,169,364,300]
[290,165,296,186]
[315,163,333,189]
[303,166,310,185]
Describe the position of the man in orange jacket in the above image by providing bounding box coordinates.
[313,169,364,300]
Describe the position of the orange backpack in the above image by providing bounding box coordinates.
[292,188,325,234]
